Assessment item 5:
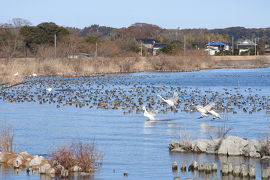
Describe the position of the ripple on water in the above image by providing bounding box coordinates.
[0,68,270,180]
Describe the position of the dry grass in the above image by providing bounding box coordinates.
[0,122,14,153]
[50,142,103,173]
[0,53,268,86]
[0,52,215,86]
[179,129,193,151]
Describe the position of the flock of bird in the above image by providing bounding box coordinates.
[0,74,269,122]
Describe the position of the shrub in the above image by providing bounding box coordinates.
[50,142,103,173]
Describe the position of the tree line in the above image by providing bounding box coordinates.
[1,18,270,59]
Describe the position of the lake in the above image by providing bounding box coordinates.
[0,67,270,180]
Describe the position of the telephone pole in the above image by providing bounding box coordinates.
[254,38,256,56]
[184,35,186,56]
[140,41,143,56]
[54,33,57,58]
[95,41,98,57]
[231,36,234,55]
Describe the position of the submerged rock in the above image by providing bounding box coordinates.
[180,164,187,171]
[262,167,270,178]
[211,163,218,171]
[221,163,229,175]
[228,163,233,173]
[240,164,248,177]
[172,161,178,171]
[188,161,198,171]
[248,164,256,178]
[232,164,241,176]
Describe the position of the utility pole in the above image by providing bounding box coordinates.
[232,36,234,55]
[254,38,256,56]
[184,35,186,56]
[177,27,180,40]
[54,33,57,58]
[140,41,143,56]
[95,41,98,57]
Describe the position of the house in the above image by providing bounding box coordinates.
[136,38,156,49]
[264,44,270,55]
[235,39,256,55]
[205,46,219,55]
[205,41,229,55]
[153,43,167,55]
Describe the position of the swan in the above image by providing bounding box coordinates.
[204,102,222,119]
[32,73,37,77]
[157,92,178,107]
[46,87,53,92]
[142,106,158,121]
[195,103,222,119]
[208,109,222,119]
[195,105,208,118]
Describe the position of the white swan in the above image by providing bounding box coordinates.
[208,109,222,119]
[195,105,208,118]
[195,103,222,119]
[142,106,158,121]
[204,103,222,119]
[157,92,178,107]
[46,87,53,92]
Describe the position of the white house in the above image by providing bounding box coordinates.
[205,41,230,55]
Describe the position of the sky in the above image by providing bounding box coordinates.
[1,0,270,29]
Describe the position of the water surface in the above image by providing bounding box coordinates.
[0,68,270,180]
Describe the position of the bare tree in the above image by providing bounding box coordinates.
[0,18,31,60]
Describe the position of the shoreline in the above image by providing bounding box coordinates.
[0,55,270,87]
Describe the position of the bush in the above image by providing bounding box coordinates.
[50,142,103,173]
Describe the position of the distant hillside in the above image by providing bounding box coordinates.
[209,27,270,41]
[65,24,270,42]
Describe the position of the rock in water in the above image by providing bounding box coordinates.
[240,164,248,177]
[262,167,270,179]
[221,163,229,175]
[218,136,248,156]
[248,164,256,178]
[172,161,178,171]
[188,161,198,171]
[233,164,241,176]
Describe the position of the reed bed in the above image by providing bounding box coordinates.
[0,52,225,86]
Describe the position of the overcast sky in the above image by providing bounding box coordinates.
[1,0,270,29]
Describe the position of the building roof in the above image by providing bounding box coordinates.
[237,39,256,46]
[136,38,156,45]
[207,41,228,46]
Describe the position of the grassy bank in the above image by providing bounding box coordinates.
[0,52,213,86]
[0,54,269,86]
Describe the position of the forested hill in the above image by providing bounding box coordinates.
[209,27,270,40]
